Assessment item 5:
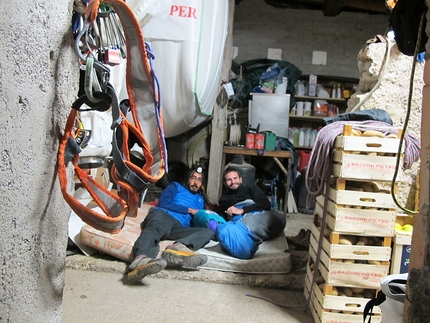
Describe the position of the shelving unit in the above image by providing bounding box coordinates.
[289,77,358,164]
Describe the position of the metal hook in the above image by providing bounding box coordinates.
[84,57,101,103]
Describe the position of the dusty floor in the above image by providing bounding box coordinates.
[62,269,314,323]
[62,211,315,322]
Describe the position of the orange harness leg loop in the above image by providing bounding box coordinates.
[59,0,167,232]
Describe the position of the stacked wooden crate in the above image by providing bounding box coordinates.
[304,124,402,323]
[391,213,414,275]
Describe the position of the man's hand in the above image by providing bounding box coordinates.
[188,208,198,215]
[225,206,243,218]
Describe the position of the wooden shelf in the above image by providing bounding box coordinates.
[290,115,325,122]
[223,146,293,158]
[295,95,347,104]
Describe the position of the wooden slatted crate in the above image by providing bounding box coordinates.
[332,124,403,181]
[310,222,392,262]
[304,264,382,323]
[314,198,396,237]
[308,235,389,289]
[390,214,414,274]
[326,178,397,209]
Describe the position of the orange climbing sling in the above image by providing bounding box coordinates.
[58,0,167,233]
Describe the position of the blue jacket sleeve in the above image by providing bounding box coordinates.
[157,183,190,214]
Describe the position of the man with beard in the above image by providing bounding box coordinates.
[216,166,286,259]
[127,167,215,283]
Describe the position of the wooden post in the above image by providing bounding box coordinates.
[206,0,235,202]
[404,60,430,322]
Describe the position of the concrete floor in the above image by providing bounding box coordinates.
[62,211,315,323]
[62,269,314,323]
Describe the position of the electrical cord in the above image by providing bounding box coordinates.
[390,11,426,215]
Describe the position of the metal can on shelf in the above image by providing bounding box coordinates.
[255,133,265,149]
[245,133,255,149]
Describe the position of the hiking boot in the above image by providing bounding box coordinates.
[127,256,167,283]
[286,229,307,244]
[287,229,311,250]
[161,243,208,269]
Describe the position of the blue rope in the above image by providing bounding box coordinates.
[145,42,169,172]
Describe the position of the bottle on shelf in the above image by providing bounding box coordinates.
[290,106,296,116]
[296,101,304,116]
[298,129,305,147]
[336,83,342,99]
[304,129,311,147]
[331,83,337,99]
[293,128,300,146]
[304,102,312,116]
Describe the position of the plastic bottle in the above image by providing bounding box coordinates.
[296,81,305,96]
[304,129,311,147]
[293,128,300,146]
[275,77,288,94]
[290,106,296,116]
[288,128,294,143]
[298,129,305,147]
[304,105,311,116]
[296,101,304,116]
[336,83,342,99]
[331,84,337,99]
[310,129,318,146]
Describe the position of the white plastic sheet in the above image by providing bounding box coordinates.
[128,0,229,137]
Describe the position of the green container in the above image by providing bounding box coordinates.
[263,131,277,150]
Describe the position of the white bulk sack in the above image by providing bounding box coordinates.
[127,0,229,137]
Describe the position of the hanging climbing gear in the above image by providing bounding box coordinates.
[58,0,167,233]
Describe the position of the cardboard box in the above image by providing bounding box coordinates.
[308,74,317,96]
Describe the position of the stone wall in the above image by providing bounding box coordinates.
[0,0,77,321]
[353,41,423,210]
[233,0,388,79]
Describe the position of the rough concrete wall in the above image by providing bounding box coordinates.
[405,60,430,320]
[404,5,430,320]
[353,41,423,210]
[233,0,388,79]
[0,0,78,322]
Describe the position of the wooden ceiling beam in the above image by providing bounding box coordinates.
[262,0,387,16]
[343,0,387,13]
[323,0,345,16]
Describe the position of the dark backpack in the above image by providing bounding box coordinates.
[389,0,428,56]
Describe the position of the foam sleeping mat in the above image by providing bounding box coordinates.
[79,204,292,274]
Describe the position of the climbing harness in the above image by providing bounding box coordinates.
[58,0,167,233]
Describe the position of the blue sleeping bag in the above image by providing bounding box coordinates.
[216,221,260,259]
[193,210,226,228]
